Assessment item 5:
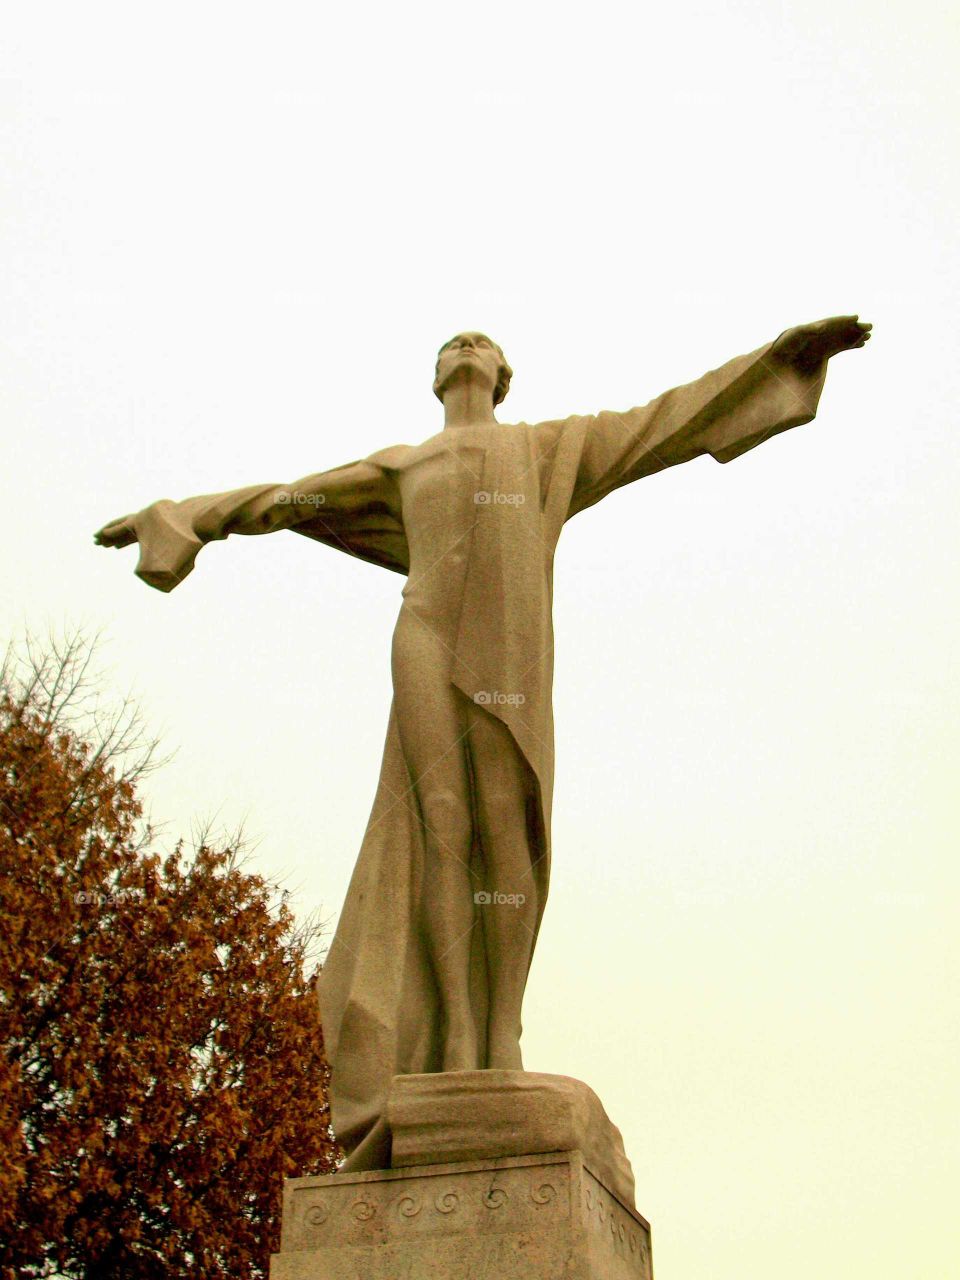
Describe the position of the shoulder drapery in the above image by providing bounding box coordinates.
[124,341,825,595]
[127,447,411,593]
[533,339,828,536]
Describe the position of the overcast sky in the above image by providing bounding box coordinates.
[2,2,957,1277]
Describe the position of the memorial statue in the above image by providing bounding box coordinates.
[95,315,871,1171]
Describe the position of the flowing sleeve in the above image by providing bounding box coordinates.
[560,342,828,521]
[129,452,407,592]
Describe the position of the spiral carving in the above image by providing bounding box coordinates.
[351,1199,375,1221]
[397,1195,422,1219]
[435,1191,460,1214]
[305,1203,328,1227]
[531,1181,557,1206]
[483,1187,507,1210]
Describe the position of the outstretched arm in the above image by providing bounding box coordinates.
[694,314,872,464]
[94,459,396,592]
[556,316,871,519]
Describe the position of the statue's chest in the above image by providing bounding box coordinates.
[396,433,534,523]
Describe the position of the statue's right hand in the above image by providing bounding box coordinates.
[94,514,138,548]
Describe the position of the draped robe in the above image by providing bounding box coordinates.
[127,340,828,1170]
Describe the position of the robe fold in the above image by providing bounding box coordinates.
[126,339,828,1170]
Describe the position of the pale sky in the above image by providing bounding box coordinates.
[2,2,958,1277]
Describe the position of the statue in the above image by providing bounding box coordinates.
[95,316,871,1171]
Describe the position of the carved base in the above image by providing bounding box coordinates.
[270,1150,652,1280]
[388,1070,637,1213]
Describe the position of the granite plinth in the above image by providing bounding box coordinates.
[270,1150,652,1280]
[387,1070,636,1212]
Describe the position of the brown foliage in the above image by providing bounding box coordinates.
[0,633,339,1278]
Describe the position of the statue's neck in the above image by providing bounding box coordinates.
[442,385,499,430]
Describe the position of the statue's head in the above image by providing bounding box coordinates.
[433,332,513,407]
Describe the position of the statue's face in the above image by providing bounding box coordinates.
[434,332,503,404]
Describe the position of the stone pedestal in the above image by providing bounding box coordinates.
[388,1070,637,1213]
[271,1151,651,1280]
[270,1072,651,1280]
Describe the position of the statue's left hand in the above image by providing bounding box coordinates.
[770,315,872,375]
[94,514,138,548]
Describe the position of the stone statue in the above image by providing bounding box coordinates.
[95,316,871,1172]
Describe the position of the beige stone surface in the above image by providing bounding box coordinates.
[388,1070,636,1212]
[96,319,871,1170]
[270,1151,652,1280]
